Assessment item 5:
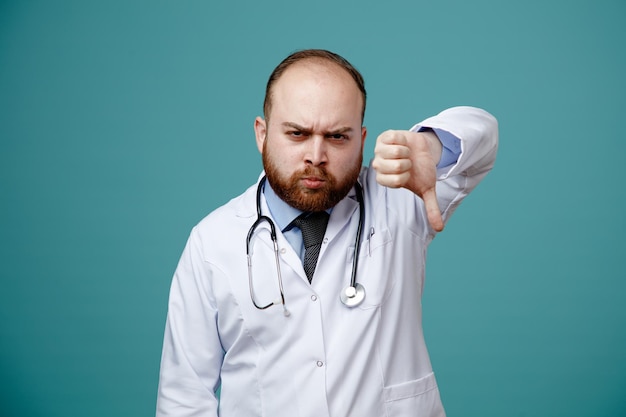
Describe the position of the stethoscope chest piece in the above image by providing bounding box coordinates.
[340,283,366,307]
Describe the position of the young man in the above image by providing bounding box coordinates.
[156,49,498,417]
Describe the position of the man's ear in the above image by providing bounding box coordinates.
[254,116,267,154]
[361,126,367,151]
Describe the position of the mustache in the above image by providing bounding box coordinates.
[300,166,329,179]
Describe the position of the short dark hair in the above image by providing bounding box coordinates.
[263,49,367,122]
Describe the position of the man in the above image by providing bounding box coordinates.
[156,49,498,417]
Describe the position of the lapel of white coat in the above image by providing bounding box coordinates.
[320,187,359,260]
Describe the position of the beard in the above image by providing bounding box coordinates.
[262,142,362,212]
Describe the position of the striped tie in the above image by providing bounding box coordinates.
[293,212,330,282]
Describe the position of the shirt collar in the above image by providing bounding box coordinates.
[263,180,304,232]
[263,178,333,232]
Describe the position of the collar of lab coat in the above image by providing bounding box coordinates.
[233,172,360,281]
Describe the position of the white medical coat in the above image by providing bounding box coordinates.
[156,106,499,417]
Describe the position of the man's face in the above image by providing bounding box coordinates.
[255,61,367,212]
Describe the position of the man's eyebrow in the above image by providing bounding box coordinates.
[281,122,354,135]
[325,126,354,135]
[282,122,309,131]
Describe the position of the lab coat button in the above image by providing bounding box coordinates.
[323,238,328,244]
[311,295,317,301]
[280,247,287,254]
[316,361,324,367]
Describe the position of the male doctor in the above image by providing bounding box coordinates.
[156,49,498,417]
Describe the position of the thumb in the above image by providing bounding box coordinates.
[421,188,444,232]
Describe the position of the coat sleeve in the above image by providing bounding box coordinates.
[156,226,223,417]
[412,106,499,231]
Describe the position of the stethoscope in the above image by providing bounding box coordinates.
[246,176,366,316]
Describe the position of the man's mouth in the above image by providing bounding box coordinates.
[301,176,326,189]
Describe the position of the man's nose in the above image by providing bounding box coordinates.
[305,136,328,166]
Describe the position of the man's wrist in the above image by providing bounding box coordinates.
[418,128,443,165]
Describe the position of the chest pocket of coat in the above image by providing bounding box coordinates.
[383,373,445,417]
[345,227,393,309]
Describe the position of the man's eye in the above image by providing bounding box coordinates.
[330,134,347,140]
[290,131,304,137]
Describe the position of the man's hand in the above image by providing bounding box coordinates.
[372,130,444,232]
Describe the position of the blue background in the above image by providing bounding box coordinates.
[1,1,624,416]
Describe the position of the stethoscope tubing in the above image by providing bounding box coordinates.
[247,176,365,311]
[349,181,365,290]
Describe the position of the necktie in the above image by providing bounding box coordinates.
[292,211,330,282]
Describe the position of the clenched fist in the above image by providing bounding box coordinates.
[372,130,444,232]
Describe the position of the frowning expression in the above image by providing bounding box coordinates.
[254,60,367,211]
